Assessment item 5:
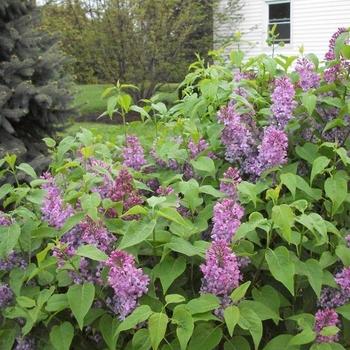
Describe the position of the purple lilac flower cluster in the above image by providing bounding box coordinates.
[220,167,241,199]
[106,250,149,319]
[218,104,288,178]
[295,58,320,91]
[0,283,13,308]
[200,240,241,296]
[254,126,288,176]
[0,251,27,272]
[0,211,11,226]
[122,135,147,170]
[14,337,36,350]
[80,217,115,253]
[218,104,256,163]
[156,186,174,196]
[211,198,244,243]
[188,138,209,159]
[41,172,73,228]
[271,76,297,129]
[107,168,143,219]
[324,28,349,83]
[314,308,340,343]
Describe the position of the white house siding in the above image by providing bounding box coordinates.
[215,0,350,59]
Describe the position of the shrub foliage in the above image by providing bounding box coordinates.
[1,28,350,349]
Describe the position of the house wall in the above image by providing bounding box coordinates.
[215,0,350,59]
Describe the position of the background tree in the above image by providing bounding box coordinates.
[40,0,218,96]
[0,0,73,165]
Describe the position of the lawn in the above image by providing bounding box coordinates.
[64,121,158,145]
[73,84,112,116]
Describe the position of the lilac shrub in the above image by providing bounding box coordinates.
[1,28,350,350]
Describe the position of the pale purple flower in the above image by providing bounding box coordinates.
[0,283,13,308]
[0,251,27,272]
[0,211,11,226]
[220,167,241,199]
[156,186,174,196]
[346,234,350,248]
[324,28,349,82]
[183,162,195,181]
[14,337,36,350]
[325,27,348,61]
[122,135,146,171]
[211,199,244,242]
[188,138,209,159]
[335,266,350,294]
[254,126,288,176]
[106,250,149,319]
[319,286,350,309]
[80,217,115,253]
[314,308,340,343]
[271,76,297,129]
[41,172,73,228]
[200,240,241,296]
[218,104,256,162]
[295,58,320,91]
[107,168,143,219]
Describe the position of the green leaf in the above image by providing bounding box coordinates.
[230,281,251,303]
[304,259,323,298]
[16,163,37,178]
[186,294,220,315]
[310,156,330,185]
[154,256,186,293]
[288,327,315,346]
[80,193,101,221]
[119,220,156,249]
[199,185,225,198]
[67,283,95,330]
[320,326,340,337]
[265,247,295,295]
[117,305,152,333]
[310,343,346,350]
[121,205,148,217]
[296,143,320,164]
[165,294,186,305]
[302,93,317,116]
[336,245,350,266]
[148,312,168,350]
[0,183,13,200]
[336,303,350,320]
[325,175,348,215]
[191,156,216,177]
[280,173,296,198]
[173,306,194,350]
[76,245,108,261]
[50,322,74,350]
[238,306,262,350]
[188,323,223,350]
[165,237,204,257]
[263,335,298,350]
[271,204,295,243]
[341,44,350,59]
[224,336,251,350]
[17,296,36,308]
[0,223,21,259]
[46,294,69,312]
[157,207,188,226]
[99,314,120,350]
[132,329,152,350]
[107,96,118,117]
[224,305,240,336]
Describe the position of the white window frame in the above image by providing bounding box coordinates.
[264,0,292,47]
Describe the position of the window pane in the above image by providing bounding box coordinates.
[269,2,290,22]
[268,23,290,43]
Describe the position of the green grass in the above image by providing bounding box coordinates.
[73,84,112,116]
[64,121,158,145]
